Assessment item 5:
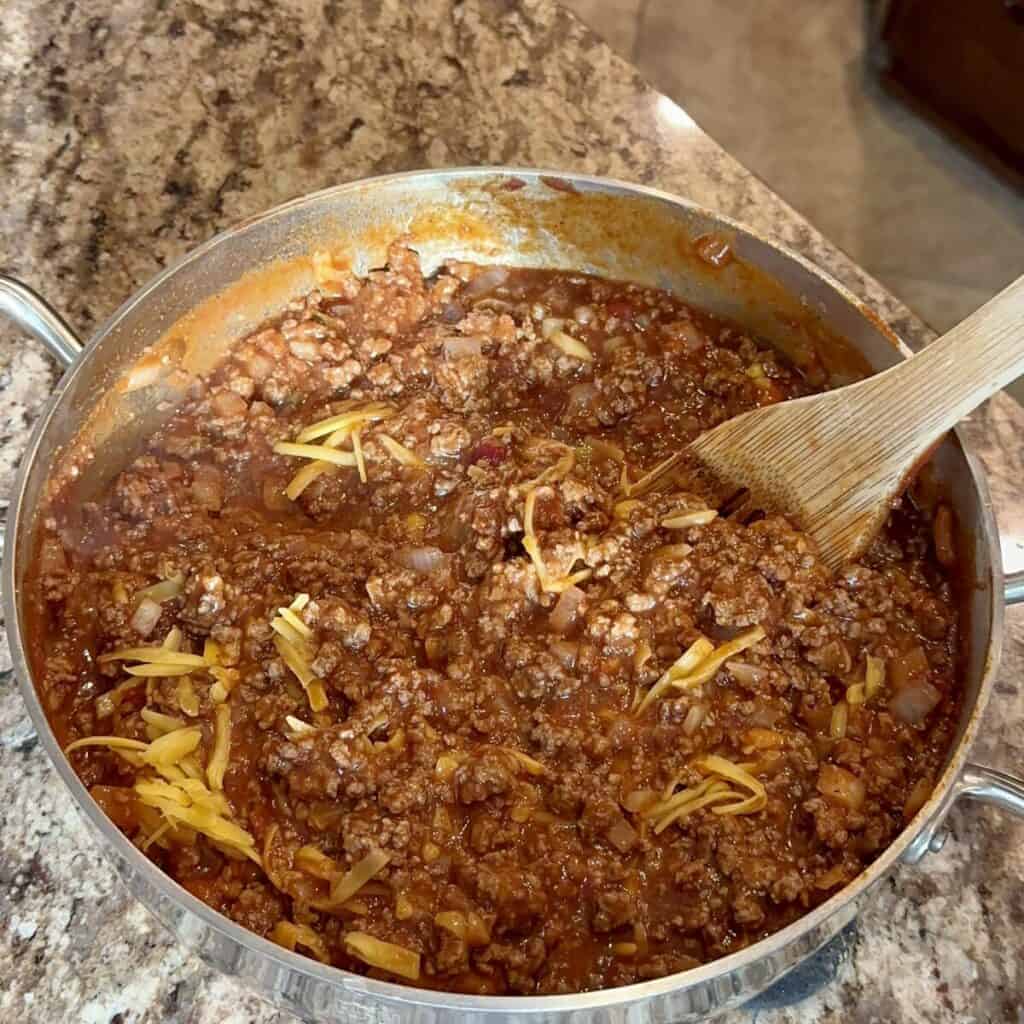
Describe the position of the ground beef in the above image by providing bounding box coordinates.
[30,242,961,996]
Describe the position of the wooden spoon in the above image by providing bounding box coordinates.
[690,275,1024,571]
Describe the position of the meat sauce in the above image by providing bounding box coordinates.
[28,242,960,994]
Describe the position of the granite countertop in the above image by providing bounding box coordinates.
[1,1,1021,1021]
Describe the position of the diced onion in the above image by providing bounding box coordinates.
[549,329,594,362]
[131,598,164,634]
[95,678,145,718]
[661,509,718,529]
[442,336,485,359]
[463,266,509,298]
[566,382,599,410]
[817,763,866,811]
[682,704,706,735]
[829,701,848,740]
[889,680,941,725]
[606,815,638,852]
[395,546,447,574]
[549,585,584,634]
[622,789,659,814]
[123,356,168,393]
[865,655,886,699]
[540,317,565,340]
[285,715,317,737]
[550,639,579,669]
[727,661,767,687]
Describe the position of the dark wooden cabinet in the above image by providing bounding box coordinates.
[875,0,1024,184]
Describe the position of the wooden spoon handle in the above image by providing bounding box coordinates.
[858,274,1024,449]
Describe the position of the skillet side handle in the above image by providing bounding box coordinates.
[904,763,1024,863]
[0,274,83,370]
[0,275,83,555]
[958,763,1024,818]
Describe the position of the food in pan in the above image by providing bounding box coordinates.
[31,241,960,993]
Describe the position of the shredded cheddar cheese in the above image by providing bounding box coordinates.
[378,434,427,469]
[521,489,593,594]
[271,594,328,712]
[140,708,186,738]
[344,932,420,981]
[636,637,714,712]
[328,850,391,907]
[272,920,331,963]
[295,403,394,444]
[135,572,184,605]
[668,626,766,692]
[207,703,231,790]
[98,647,207,668]
[352,428,367,483]
[523,450,576,488]
[273,441,359,467]
[641,755,768,833]
[277,404,397,499]
[68,722,258,864]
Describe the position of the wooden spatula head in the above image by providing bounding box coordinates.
[689,385,902,572]
[689,272,1024,572]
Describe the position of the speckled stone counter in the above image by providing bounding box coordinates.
[1,2,1021,1022]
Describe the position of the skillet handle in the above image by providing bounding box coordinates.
[1005,570,1024,606]
[0,274,83,370]
[903,763,1024,862]
[0,275,83,556]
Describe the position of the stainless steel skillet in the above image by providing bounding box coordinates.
[2,167,1022,1023]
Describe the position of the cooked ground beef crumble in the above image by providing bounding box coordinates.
[29,241,960,994]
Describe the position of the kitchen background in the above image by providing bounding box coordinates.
[565,0,1024,397]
